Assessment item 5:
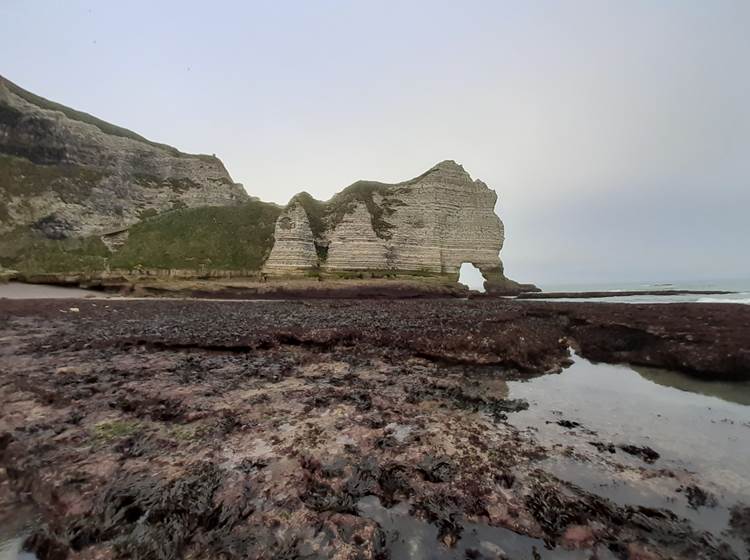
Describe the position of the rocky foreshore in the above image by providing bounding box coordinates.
[1,298,749,560]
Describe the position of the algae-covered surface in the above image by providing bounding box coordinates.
[0,298,748,559]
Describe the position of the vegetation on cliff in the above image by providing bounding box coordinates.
[1,74,510,283]
[1,75,246,241]
[0,154,105,222]
[0,231,109,273]
[1,200,282,274]
[292,181,404,244]
[111,200,281,270]
[327,180,405,239]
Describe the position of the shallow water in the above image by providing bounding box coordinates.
[506,356,750,557]
[0,538,35,560]
[355,356,750,559]
[633,365,750,406]
[0,508,36,560]
[531,293,750,304]
[507,357,750,495]
[537,278,750,304]
[357,496,615,560]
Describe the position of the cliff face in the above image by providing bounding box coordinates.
[264,160,510,287]
[1,77,522,291]
[0,76,247,238]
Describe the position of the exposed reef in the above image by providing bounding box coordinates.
[1,298,748,559]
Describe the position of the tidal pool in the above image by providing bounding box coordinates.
[0,508,35,560]
[506,355,750,558]
[506,356,750,496]
[357,496,616,560]
[352,357,750,559]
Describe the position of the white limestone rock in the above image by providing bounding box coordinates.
[263,201,319,272]
[325,202,389,270]
[384,160,505,275]
[265,160,507,282]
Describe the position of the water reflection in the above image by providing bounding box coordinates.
[357,496,611,560]
[505,356,750,559]
[0,505,36,560]
[632,365,750,406]
[507,355,750,489]
[0,538,35,560]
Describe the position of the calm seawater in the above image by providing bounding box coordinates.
[538,278,750,304]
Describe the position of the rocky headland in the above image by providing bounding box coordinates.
[263,160,512,291]
[0,76,247,239]
[1,75,528,294]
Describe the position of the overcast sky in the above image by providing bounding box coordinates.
[2,0,748,286]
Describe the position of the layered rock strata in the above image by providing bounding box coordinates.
[1,76,523,291]
[0,75,247,238]
[263,201,319,272]
[264,160,510,289]
[325,202,390,271]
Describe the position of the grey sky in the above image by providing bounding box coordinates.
[2,0,748,286]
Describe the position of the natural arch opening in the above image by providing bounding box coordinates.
[457,262,487,293]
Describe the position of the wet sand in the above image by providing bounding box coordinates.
[0,283,106,300]
[1,298,749,559]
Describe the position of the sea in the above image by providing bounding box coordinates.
[535,278,750,304]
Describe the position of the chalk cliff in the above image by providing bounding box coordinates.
[264,160,511,289]
[263,201,319,272]
[1,77,524,292]
[0,75,247,239]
